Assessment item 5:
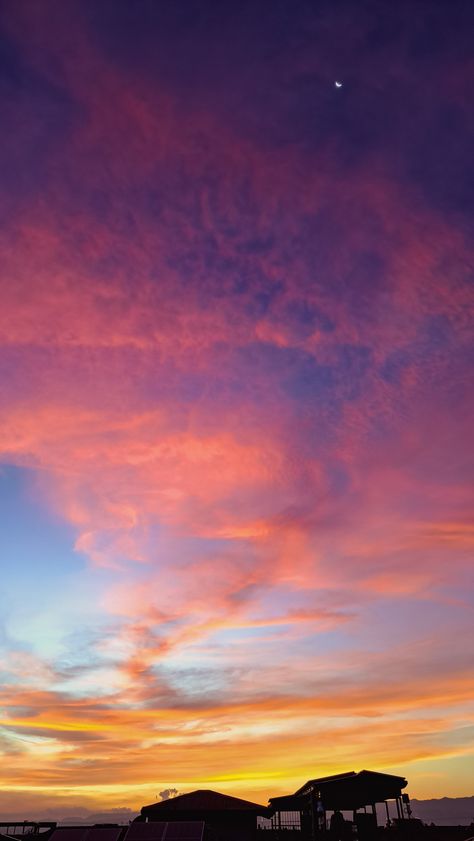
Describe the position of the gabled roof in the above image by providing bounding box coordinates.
[295,770,358,793]
[141,790,267,815]
[295,769,407,796]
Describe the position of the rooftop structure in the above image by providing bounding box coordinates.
[141,790,267,816]
[140,790,267,841]
[268,769,410,840]
[270,769,408,812]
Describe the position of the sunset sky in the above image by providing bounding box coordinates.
[0,0,473,818]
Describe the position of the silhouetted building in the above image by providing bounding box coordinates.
[140,790,268,841]
[269,770,409,840]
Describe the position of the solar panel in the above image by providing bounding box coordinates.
[123,823,167,841]
[163,822,204,841]
[87,828,124,841]
[50,830,89,841]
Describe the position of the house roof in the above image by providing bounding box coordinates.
[269,770,408,812]
[141,790,267,815]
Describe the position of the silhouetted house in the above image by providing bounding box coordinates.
[269,770,409,839]
[140,790,268,841]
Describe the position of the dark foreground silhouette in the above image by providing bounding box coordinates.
[2,771,473,841]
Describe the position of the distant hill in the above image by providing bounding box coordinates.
[0,808,140,826]
[58,810,139,826]
[410,798,474,827]
[2,797,474,827]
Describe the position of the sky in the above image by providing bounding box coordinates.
[0,0,473,819]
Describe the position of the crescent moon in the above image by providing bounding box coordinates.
[335,81,343,88]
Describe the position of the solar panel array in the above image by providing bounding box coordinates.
[163,822,204,841]
[49,823,204,841]
[49,829,90,841]
[124,824,167,841]
[87,829,124,841]
[124,824,203,841]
